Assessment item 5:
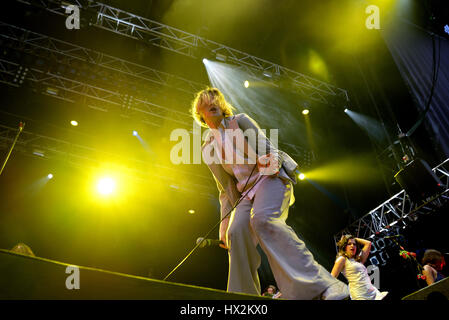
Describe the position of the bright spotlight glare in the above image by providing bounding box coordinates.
[244,80,249,88]
[133,130,138,136]
[302,109,310,115]
[70,120,78,126]
[47,173,53,179]
[202,58,207,64]
[97,177,116,195]
[344,108,349,113]
[299,173,306,180]
[188,209,195,214]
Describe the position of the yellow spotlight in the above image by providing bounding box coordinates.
[188,209,195,215]
[70,120,78,126]
[299,173,306,180]
[97,177,116,195]
[302,109,310,115]
[244,80,250,88]
[47,173,54,179]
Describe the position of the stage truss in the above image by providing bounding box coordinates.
[14,0,349,105]
[334,158,449,246]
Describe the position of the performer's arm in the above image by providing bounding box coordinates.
[331,256,346,278]
[219,217,229,249]
[423,265,436,286]
[355,238,372,264]
[237,114,282,174]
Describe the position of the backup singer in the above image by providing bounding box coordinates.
[331,235,388,300]
[191,87,348,299]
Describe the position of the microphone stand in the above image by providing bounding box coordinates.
[0,122,25,176]
[163,163,261,281]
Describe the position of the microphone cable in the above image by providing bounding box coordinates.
[163,162,262,281]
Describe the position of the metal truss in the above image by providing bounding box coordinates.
[0,124,216,198]
[334,158,449,245]
[0,21,198,127]
[0,56,194,127]
[15,0,349,105]
[0,21,204,97]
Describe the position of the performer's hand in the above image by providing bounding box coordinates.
[219,218,229,250]
[257,153,280,176]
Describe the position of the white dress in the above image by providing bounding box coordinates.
[341,257,388,300]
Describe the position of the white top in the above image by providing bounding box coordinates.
[341,257,388,300]
[211,119,269,200]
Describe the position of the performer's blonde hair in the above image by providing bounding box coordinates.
[190,87,235,128]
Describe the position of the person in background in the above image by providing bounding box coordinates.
[10,242,35,256]
[262,285,282,298]
[422,249,446,286]
[331,234,388,300]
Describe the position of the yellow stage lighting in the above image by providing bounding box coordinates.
[299,173,306,180]
[97,177,116,195]
[302,109,310,115]
[244,80,250,88]
[70,120,78,126]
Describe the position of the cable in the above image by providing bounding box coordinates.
[0,122,25,176]
[163,162,261,281]
[406,6,442,137]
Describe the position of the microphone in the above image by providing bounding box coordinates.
[196,237,223,248]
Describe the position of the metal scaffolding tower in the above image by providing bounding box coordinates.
[334,158,449,246]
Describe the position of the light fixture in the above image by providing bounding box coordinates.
[70,120,78,126]
[302,109,310,115]
[215,53,227,62]
[97,177,116,195]
[244,80,249,88]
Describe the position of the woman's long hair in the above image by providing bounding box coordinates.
[336,234,362,262]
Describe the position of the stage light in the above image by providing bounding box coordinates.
[188,209,195,214]
[215,53,227,62]
[33,149,45,157]
[133,130,138,136]
[70,120,78,126]
[244,80,250,88]
[445,25,449,35]
[263,71,272,78]
[46,87,59,95]
[302,109,310,115]
[47,173,54,179]
[202,58,207,64]
[97,177,116,195]
[299,173,306,180]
